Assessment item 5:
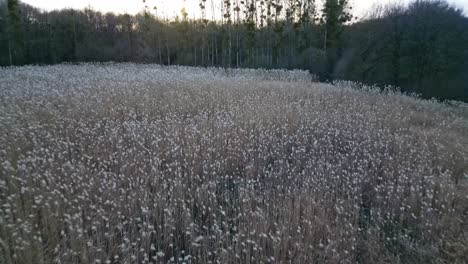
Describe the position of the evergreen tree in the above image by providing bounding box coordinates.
[321,0,352,78]
[7,0,23,64]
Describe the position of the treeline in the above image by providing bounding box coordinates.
[0,0,467,101]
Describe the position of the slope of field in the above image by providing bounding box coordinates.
[0,64,467,264]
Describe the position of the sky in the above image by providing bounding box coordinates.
[21,0,468,18]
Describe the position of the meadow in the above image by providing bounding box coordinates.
[0,64,467,264]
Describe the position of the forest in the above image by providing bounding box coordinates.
[0,0,467,102]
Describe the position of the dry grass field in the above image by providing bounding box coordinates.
[0,64,467,263]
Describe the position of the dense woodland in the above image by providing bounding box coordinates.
[0,0,467,102]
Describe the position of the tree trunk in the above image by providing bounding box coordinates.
[166,32,170,65]
[323,27,327,51]
[7,27,13,65]
[229,27,232,67]
[72,13,78,61]
[158,35,162,64]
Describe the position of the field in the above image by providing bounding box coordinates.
[0,64,467,264]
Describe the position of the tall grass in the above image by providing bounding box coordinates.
[0,64,467,264]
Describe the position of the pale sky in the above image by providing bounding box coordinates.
[21,0,468,18]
